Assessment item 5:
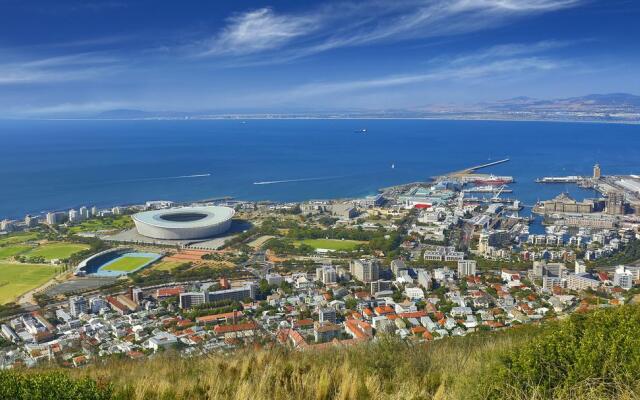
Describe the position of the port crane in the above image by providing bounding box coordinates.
[491,185,507,201]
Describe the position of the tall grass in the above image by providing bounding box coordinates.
[8,306,640,400]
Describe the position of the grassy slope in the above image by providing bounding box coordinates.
[0,262,57,304]
[9,306,640,400]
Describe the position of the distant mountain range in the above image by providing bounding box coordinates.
[93,93,640,123]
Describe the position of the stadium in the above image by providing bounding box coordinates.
[75,247,162,277]
[132,206,235,240]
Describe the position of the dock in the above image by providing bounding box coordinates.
[445,158,510,177]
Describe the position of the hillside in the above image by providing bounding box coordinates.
[2,305,640,400]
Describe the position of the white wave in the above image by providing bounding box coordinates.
[253,176,338,185]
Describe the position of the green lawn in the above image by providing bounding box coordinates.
[68,215,134,234]
[0,262,58,304]
[0,245,33,259]
[0,232,40,246]
[25,242,90,260]
[295,238,366,250]
[151,260,186,271]
[102,256,156,272]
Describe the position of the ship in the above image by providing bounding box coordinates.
[473,175,514,186]
[463,185,512,193]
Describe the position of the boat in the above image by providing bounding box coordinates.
[391,163,395,169]
[474,175,514,186]
[355,128,367,133]
[463,185,512,193]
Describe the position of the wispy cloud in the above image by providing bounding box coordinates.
[14,101,132,116]
[201,8,320,56]
[275,40,569,98]
[197,0,583,62]
[0,52,122,85]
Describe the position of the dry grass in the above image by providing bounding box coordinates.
[58,332,522,400]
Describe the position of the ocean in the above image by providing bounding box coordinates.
[1,119,639,221]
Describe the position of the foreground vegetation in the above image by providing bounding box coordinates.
[4,305,640,400]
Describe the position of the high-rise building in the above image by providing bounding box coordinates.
[605,192,625,215]
[90,206,98,217]
[24,214,38,227]
[316,266,337,284]
[457,260,477,277]
[613,266,634,290]
[69,296,87,317]
[79,206,90,219]
[89,297,108,314]
[416,269,432,290]
[68,209,80,223]
[0,220,15,232]
[46,212,67,225]
[593,163,601,179]
[318,307,337,324]
[350,259,379,283]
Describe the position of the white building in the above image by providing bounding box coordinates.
[613,266,634,290]
[457,260,477,277]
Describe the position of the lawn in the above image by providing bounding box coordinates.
[0,245,33,259]
[295,238,366,250]
[102,256,156,272]
[68,215,134,234]
[0,262,58,304]
[151,260,187,271]
[25,242,90,260]
[0,232,40,246]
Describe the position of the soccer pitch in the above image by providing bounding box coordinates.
[0,262,57,304]
[101,255,157,272]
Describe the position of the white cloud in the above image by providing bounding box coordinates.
[12,101,132,116]
[0,52,122,85]
[279,41,568,98]
[202,8,320,56]
[198,0,583,62]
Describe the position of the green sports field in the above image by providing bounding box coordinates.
[295,238,365,250]
[102,256,156,272]
[0,232,39,246]
[151,260,186,271]
[25,242,90,260]
[0,262,58,304]
[0,245,32,259]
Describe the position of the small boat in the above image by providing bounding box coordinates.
[391,163,395,169]
[354,128,367,133]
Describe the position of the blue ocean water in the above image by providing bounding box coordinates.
[1,119,639,220]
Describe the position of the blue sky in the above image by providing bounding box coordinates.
[1,0,639,116]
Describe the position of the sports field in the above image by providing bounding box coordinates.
[0,232,39,246]
[0,262,58,304]
[25,242,90,260]
[295,238,365,250]
[0,245,32,259]
[151,260,186,271]
[101,255,157,272]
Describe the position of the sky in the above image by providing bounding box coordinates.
[0,0,639,116]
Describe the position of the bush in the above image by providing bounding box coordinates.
[480,305,640,399]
